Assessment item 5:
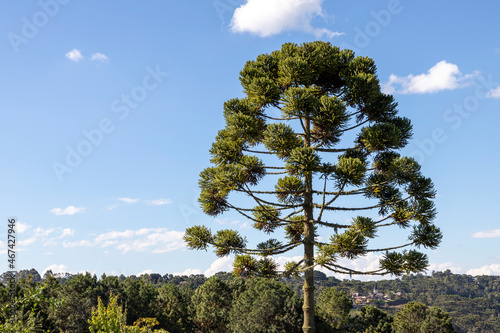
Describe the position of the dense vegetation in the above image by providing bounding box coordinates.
[0,269,498,332]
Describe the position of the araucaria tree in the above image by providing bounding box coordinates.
[184,41,442,333]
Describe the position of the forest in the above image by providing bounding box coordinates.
[0,268,498,332]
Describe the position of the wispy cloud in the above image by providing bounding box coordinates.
[471,229,500,238]
[60,228,75,238]
[117,197,140,204]
[486,87,500,99]
[91,52,110,62]
[230,0,342,38]
[146,198,172,206]
[65,48,84,62]
[50,206,85,215]
[106,204,120,211]
[382,60,478,94]
[19,236,38,246]
[66,227,185,254]
[16,226,69,248]
[62,240,93,248]
[16,221,30,233]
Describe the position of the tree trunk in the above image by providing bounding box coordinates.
[302,117,315,333]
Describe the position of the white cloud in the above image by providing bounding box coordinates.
[42,264,71,276]
[471,229,500,238]
[91,52,110,62]
[11,227,74,248]
[215,218,241,226]
[100,240,118,247]
[486,87,500,99]
[50,206,85,216]
[43,240,58,247]
[204,256,233,276]
[62,240,93,248]
[274,255,303,271]
[106,204,119,211]
[65,49,84,62]
[16,221,30,233]
[382,60,478,94]
[173,268,203,276]
[19,236,37,246]
[34,227,56,236]
[467,264,500,276]
[91,228,185,254]
[146,198,172,206]
[427,262,463,274]
[60,228,75,238]
[230,0,342,38]
[117,197,140,204]
[240,221,251,229]
[95,230,138,242]
[138,269,154,276]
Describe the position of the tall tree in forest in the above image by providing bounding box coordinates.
[184,41,442,333]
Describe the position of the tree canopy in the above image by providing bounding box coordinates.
[184,41,441,332]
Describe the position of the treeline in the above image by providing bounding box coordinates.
[0,269,498,332]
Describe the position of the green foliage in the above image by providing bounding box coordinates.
[421,307,456,333]
[88,294,168,333]
[126,318,169,333]
[392,301,456,333]
[355,305,393,333]
[252,205,281,233]
[121,278,158,325]
[233,254,258,277]
[333,156,367,186]
[409,224,443,250]
[0,312,39,333]
[380,250,429,276]
[184,225,212,251]
[155,284,191,333]
[275,176,304,204]
[51,272,101,332]
[213,229,247,257]
[228,278,302,333]
[311,95,348,147]
[88,295,127,333]
[284,215,305,242]
[285,147,321,175]
[190,276,232,332]
[392,301,427,333]
[315,287,353,332]
[0,269,498,332]
[262,123,302,158]
[188,43,442,301]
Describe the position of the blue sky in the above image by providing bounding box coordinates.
[1,0,499,280]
